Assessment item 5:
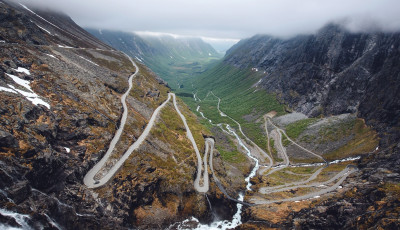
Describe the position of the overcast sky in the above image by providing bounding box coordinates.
[21,0,400,41]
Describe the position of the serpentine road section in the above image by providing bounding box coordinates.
[84,54,139,188]
[172,94,209,193]
[84,83,208,192]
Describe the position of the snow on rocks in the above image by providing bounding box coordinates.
[77,55,99,66]
[35,24,52,35]
[3,72,50,109]
[12,67,31,75]
[45,54,58,59]
[6,73,32,90]
[57,44,73,49]
[0,86,17,93]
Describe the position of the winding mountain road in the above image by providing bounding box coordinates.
[84,55,139,188]
[171,93,209,193]
[84,65,209,192]
[195,91,358,205]
[252,165,357,204]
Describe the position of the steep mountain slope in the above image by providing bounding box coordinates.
[86,29,222,89]
[224,24,400,141]
[0,1,244,229]
[186,24,400,228]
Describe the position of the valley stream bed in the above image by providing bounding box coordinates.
[168,107,260,230]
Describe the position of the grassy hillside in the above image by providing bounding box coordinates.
[177,62,286,152]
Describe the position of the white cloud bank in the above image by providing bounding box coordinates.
[20,0,400,40]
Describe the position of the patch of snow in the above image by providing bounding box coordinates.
[13,67,31,75]
[45,54,58,59]
[313,195,320,198]
[338,186,343,189]
[20,4,62,32]
[0,86,17,94]
[35,24,52,35]
[208,52,211,56]
[375,146,379,151]
[57,44,73,49]
[9,85,51,109]
[64,147,70,153]
[5,74,50,109]
[295,200,300,203]
[77,55,99,66]
[6,73,32,92]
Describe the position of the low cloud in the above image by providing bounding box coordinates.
[20,0,400,39]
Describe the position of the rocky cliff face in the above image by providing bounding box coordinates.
[225,24,400,144]
[0,1,223,229]
[222,24,400,228]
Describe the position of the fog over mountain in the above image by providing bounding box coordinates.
[20,0,400,40]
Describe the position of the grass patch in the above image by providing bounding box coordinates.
[216,146,246,163]
[323,118,379,160]
[269,138,282,162]
[282,134,290,147]
[284,166,319,175]
[285,118,318,139]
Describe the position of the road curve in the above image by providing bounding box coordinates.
[84,91,172,188]
[268,118,327,164]
[84,55,140,188]
[263,128,290,176]
[171,93,209,193]
[261,165,354,194]
[259,166,326,194]
[252,166,357,204]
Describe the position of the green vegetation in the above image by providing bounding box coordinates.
[282,134,290,147]
[318,119,355,142]
[269,138,282,162]
[177,63,286,153]
[323,118,379,160]
[216,146,246,163]
[261,168,309,186]
[284,166,319,175]
[285,118,318,139]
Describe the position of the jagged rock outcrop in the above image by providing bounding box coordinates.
[221,24,400,228]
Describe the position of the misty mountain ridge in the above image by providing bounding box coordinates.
[87,28,223,88]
